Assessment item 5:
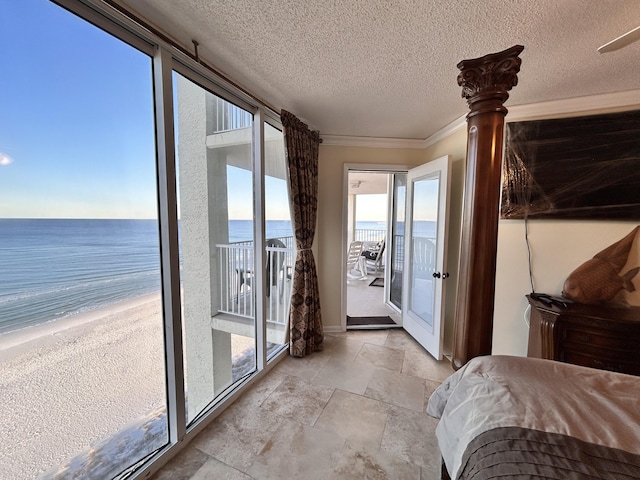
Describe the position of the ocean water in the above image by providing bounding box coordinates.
[0,218,296,335]
[0,218,431,335]
[229,219,293,243]
[357,220,436,239]
[0,219,162,335]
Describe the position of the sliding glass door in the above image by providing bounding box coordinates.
[0,1,167,478]
[173,72,258,423]
[0,1,291,478]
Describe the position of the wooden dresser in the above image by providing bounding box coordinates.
[526,295,640,376]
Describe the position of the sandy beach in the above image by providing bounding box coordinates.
[0,295,253,480]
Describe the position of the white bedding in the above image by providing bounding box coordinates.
[426,355,640,479]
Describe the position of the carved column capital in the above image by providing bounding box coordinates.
[457,45,524,116]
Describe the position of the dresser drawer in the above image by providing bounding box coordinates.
[561,327,639,350]
[561,351,640,375]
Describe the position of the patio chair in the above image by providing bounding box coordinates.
[235,238,286,302]
[346,240,366,279]
[266,238,286,298]
[358,238,385,276]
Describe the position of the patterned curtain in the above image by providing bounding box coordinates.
[281,110,323,357]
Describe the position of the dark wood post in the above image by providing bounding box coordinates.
[452,45,524,370]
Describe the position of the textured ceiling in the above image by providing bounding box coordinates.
[114,0,640,140]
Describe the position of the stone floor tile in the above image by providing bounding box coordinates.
[355,343,405,371]
[313,390,389,447]
[381,405,441,470]
[330,441,421,480]
[424,379,442,412]
[149,446,210,480]
[152,326,448,479]
[191,400,283,472]
[402,350,454,382]
[271,350,330,380]
[364,368,426,411]
[327,329,390,346]
[190,457,253,480]
[234,370,286,408]
[384,329,425,353]
[260,375,335,426]
[312,356,376,395]
[422,462,444,480]
[321,334,365,362]
[247,418,345,480]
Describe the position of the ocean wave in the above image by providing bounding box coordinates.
[0,270,160,305]
[0,286,161,335]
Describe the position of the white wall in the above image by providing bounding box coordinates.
[493,220,640,356]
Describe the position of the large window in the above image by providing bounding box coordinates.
[173,72,258,423]
[0,1,290,478]
[0,1,166,479]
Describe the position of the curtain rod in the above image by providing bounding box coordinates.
[101,0,281,119]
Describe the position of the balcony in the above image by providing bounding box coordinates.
[212,237,296,346]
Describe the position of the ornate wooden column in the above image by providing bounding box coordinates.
[452,45,524,370]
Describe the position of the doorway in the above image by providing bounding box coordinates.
[342,159,452,360]
[344,168,404,329]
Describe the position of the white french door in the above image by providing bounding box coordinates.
[401,155,451,360]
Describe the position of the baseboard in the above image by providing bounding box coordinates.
[323,325,344,333]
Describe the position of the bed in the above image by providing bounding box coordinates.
[427,355,640,479]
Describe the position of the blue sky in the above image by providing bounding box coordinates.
[0,0,376,222]
[0,0,160,219]
[0,0,279,221]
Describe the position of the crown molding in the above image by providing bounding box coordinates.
[507,89,640,122]
[422,114,467,148]
[320,89,640,150]
[320,135,427,149]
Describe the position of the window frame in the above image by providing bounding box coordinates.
[49,1,289,477]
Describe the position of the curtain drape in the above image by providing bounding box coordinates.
[281,109,323,357]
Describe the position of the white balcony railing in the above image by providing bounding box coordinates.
[211,97,253,133]
[216,240,295,326]
[354,228,385,244]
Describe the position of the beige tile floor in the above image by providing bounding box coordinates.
[150,329,454,480]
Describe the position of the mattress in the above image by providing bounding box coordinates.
[427,356,640,479]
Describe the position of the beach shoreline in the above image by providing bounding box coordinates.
[0,293,162,356]
[0,293,255,480]
[0,294,167,479]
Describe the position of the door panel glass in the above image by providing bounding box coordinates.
[408,173,440,331]
[0,1,167,478]
[264,123,292,357]
[390,174,406,309]
[173,73,256,424]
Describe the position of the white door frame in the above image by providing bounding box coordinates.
[341,164,409,332]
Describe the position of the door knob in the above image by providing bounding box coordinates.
[432,272,441,278]
[443,272,450,279]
